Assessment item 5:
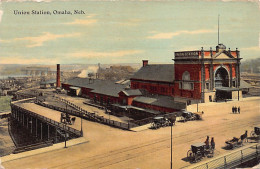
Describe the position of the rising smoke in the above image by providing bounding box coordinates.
[78,66,99,78]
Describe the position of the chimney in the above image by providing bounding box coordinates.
[142,60,148,67]
[56,64,61,88]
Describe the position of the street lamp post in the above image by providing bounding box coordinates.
[170,123,173,169]
[64,120,67,148]
[81,111,83,136]
[125,107,130,129]
[197,101,199,112]
[169,119,175,169]
[61,112,68,148]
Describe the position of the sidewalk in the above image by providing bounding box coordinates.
[1,137,88,163]
[187,96,260,112]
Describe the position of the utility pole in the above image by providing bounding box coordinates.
[81,110,83,136]
[170,123,173,169]
[169,119,175,169]
[64,121,67,148]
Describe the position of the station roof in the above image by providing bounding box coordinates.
[131,64,174,82]
[133,95,186,110]
[240,80,251,89]
[216,80,251,91]
[63,77,130,97]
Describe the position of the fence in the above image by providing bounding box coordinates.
[35,97,138,130]
[190,144,259,169]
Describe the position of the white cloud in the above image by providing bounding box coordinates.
[2,0,53,2]
[241,46,260,51]
[64,15,97,26]
[119,19,142,27]
[147,29,216,39]
[174,45,211,51]
[68,50,144,59]
[0,10,3,23]
[12,32,80,47]
[0,56,58,64]
[0,39,10,43]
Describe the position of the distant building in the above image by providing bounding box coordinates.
[40,79,56,89]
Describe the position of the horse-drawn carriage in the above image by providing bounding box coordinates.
[187,142,214,163]
[150,116,172,129]
[250,127,260,138]
[225,131,247,149]
[60,112,76,125]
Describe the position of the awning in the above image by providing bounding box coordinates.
[111,104,161,115]
[129,106,161,115]
[215,87,241,92]
[111,104,131,109]
[69,86,81,90]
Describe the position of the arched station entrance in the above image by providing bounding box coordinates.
[215,66,229,88]
[215,66,231,100]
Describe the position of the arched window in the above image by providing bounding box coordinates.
[182,71,190,81]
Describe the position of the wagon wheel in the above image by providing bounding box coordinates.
[150,123,155,129]
[187,150,194,162]
[156,123,161,129]
[251,131,256,137]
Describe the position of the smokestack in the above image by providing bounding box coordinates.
[56,64,61,88]
[142,60,148,67]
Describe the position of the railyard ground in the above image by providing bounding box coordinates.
[1,95,260,169]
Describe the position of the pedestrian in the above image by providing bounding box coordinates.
[205,136,210,149]
[238,106,240,114]
[211,137,215,150]
[234,106,237,114]
[211,137,215,155]
[232,106,234,114]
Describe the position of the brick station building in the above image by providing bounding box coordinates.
[131,43,243,104]
[62,43,248,117]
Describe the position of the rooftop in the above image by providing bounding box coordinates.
[131,64,175,82]
[63,77,130,97]
[133,95,186,110]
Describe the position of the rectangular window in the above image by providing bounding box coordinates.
[183,82,194,90]
[141,85,147,89]
[161,87,164,92]
[179,82,182,89]
[206,83,209,90]
[150,86,158,92]
[190,83,194,90]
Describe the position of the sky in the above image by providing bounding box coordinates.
[0,0,259,65]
